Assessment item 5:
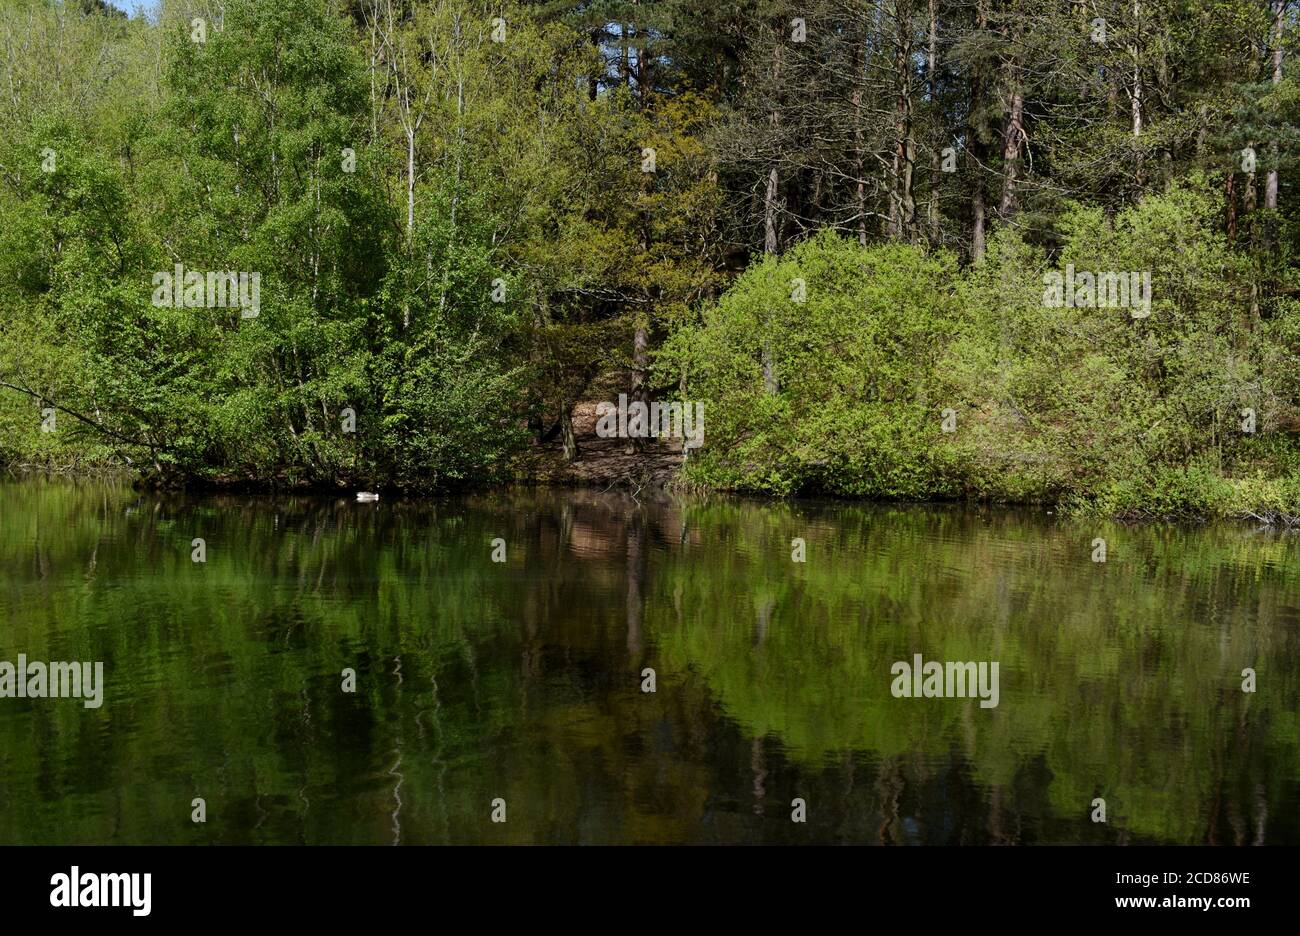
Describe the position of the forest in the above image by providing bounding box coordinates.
[1,0,1297,519]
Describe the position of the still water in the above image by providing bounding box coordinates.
[1,477,1298,844]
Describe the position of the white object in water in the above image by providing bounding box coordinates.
[356,492,380,502]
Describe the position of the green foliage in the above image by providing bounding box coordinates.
[0,0,565,490]
[1,0,1298,515]
[672,184,1300,519]
[661,231,960,496]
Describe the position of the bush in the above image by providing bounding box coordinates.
[668,183,1300,519]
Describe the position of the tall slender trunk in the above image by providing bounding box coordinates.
[444,17,464,314]
[760,35,783,395]
[764,167,781,252]
[629,1,652,448]
[1266,0,1284,211]
[406,128,415,244]
[889,0,917,241]
[927,0,940,244]
[853,32,867,245]
[972,182,986,260]
[969,0,988,261]
[1130,0,1144,190]
[999,72,1024,218]
[368,16,379,141]
[764,43,783,254]
[403,125,414,330]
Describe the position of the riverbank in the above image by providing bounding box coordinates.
[7,190,1299,523]
[6,444,1300,528]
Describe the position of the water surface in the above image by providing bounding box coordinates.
[1,478,1297,844]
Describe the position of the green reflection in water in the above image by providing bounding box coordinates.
[1,478,1297,844]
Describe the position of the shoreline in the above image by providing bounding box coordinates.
[5,461,1299,528]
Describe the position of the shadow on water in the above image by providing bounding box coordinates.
[1,477,1298,844]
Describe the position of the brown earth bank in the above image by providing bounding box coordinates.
[515,398,687,492]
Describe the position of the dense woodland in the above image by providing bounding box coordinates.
[1,0,1298,518]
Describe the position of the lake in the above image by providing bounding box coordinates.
[1,477,1297,844]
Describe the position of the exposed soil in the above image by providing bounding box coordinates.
[522,398,687,490]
